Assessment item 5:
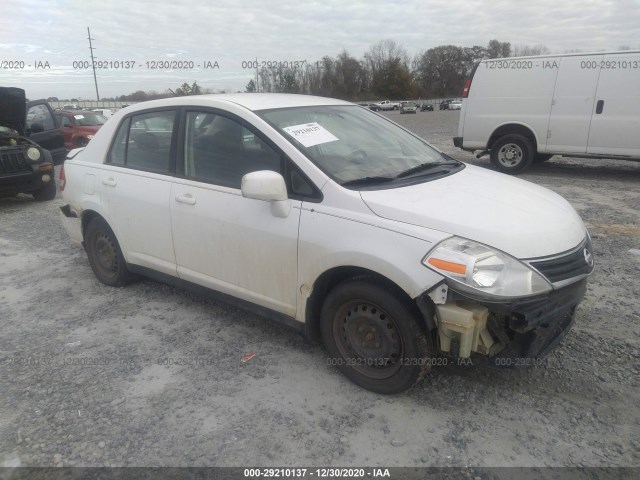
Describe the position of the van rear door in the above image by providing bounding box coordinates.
[546,55,603,154]
[586,52,640,158]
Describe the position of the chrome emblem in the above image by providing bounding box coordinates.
[583,248,594,268]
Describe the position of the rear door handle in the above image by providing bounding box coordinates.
[102,177,117,187]
[595,99,604,114]
[175,193,196,205]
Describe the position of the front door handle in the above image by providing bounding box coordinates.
[175,193,196,205]
[102,177,117,187]
[595,99,604,114]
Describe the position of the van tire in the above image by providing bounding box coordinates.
[320,279,433,394]
[490,135,534,174]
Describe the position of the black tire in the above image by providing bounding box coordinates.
[32,181,56,201]
[320,279,433,394]
[84,217,134,287]
[490,134,534,174]
[76,137,89,147]
[534,153,553,163]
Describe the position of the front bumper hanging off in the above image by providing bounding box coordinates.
[440,278,588,366]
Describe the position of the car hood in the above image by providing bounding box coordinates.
[0,87,26,135]
[359,164,586,259]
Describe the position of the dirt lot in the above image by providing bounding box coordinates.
[1,110,639,469]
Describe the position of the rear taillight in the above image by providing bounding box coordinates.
[462,79,472,98]
[59,164,66,191]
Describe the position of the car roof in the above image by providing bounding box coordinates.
[122,93,352,113]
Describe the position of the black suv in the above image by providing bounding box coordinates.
[0,87,66,201]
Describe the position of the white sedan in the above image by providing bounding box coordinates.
[449,101,462,110]
[60,94,593,393]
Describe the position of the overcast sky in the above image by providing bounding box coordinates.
[1,0,639,100]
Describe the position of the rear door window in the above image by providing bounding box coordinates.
[108,110,177,172]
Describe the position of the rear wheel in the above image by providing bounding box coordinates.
[32,181,56,201]
[320,279,433,394]
[490,134,534,174]
[76,137,89,147]
[84,217,134,287]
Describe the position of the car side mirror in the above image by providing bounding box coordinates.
[30,122,44,133]
[241,170,290,218]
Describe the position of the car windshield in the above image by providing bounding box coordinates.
[74,113,107,126]
[405,103,417,107]
[257,105,456,185]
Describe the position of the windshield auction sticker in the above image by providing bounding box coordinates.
[283,122,339,147]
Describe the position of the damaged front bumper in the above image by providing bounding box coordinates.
[422,279,587,366]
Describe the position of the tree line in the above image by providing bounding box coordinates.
[251,39,516,100]
[108,39,631,103]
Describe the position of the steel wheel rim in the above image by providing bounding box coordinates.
[94,233,118,278]
[497,143,523,167]
[332,300,403,379]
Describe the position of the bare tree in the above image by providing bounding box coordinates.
[487,39,511,58]
[365,40,415,98]
[511,44,550,57]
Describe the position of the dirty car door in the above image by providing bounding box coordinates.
[170,110,300,316]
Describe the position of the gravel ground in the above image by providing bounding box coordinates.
[1,110,639,469]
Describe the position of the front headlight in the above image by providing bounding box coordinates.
[423,237,552,299]
[26,147,41,161]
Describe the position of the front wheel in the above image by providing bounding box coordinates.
[490,134,534,174]
[32,180,57,201]
[84,217,135,287]
[320,279,433,394]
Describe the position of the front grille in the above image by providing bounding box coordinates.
[529,238,594,284]
[0,149,30,174]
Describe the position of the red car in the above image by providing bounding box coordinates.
[54,110,107,149]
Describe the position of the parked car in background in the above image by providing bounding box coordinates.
[54,110,107,149]
[439,99,452,110]
[449,101,462,110]
[367,103,380,111]
[400,102,418,114]
[376,100,401,111]
[63,104,81,110]
[60,93,594,394]
[421,103,434,112]
[91,108,115,118]
[0,87,59,200]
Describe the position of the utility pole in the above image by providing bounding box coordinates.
[87,27,100,101]
[256,64,259,93]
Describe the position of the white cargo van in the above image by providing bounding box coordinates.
[454,51,640,173]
